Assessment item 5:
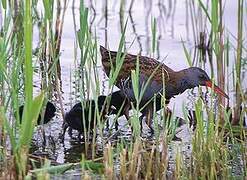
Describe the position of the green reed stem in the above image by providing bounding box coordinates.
[20,0,33,139]
[151,17,157,54]
[233,0,244,125]
[14,1,43,177]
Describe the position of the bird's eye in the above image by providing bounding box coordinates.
[199,74,205,79]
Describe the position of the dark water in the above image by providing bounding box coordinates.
[30,0,246,178]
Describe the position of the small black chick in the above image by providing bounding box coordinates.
[18,101,56,125]
[60,91,128,141]
[61,95,108,140]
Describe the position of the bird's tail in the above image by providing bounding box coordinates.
[100,45,108,56]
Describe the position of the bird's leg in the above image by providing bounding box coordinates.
[68,127,73,137]
[114,119,119,131]
[164,107,184,141]
[123,100,135,133]
[123,100,131,120]
[123,101,131,120]
[59,122,68,142]
[139,114,144,133]
[78,132,83,141]
[165,107,172,120]
[101,107,110,131]
[145,103,154,135]
[188,110,197,131]
[164,107,172,127]
[42,127,46,147]
[105,118,110,131]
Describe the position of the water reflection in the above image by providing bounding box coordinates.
[89,0,96,32]
[103,0,108,47]
[85,0,187,56]
[129,11,143,53]
[144,0,151,55]
[62,140,99,163]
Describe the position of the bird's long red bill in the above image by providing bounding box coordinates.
[205,81,229,99]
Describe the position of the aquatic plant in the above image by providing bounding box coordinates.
[0,0,246,179]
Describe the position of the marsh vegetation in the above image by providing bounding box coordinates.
[0,0,246,179]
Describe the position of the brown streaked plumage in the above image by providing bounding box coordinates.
[100,45,174,84]
[100,45,229,134]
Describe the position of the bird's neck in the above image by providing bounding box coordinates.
[174,69,197,94]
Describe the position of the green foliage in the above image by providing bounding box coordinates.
[0,0,246,179]
[151,17,157,54]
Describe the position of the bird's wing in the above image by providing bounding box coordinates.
[100,46,175,86]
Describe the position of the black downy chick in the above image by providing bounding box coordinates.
[61,95,109,141]
[60,91,128,141]
[18,101,56,125]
